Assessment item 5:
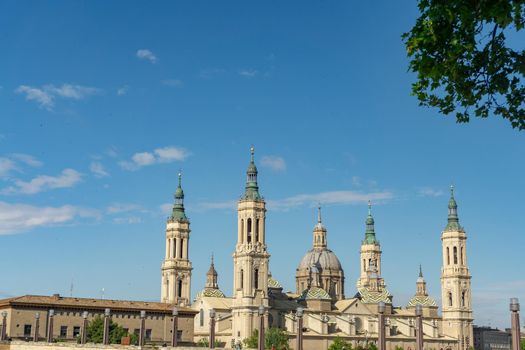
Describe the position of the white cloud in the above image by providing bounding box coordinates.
[162,79,184,88]
[160,203,173,215]
[0,201,98,235]
[260,155,286,172]
[418,187,444,197]
[136,49,158,64]
[2,169,83,195]
[238,69,258,78]
[267,190,394,211]
[90,161,110,178]
[113,216,142,224]
[11,153,43,167]
[106,203,143,214]
[119,146,190,171]
[0,158,17,177]
[15,84,98,110]
[117,85,129,96]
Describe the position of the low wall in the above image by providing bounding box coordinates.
[0,341,228,350]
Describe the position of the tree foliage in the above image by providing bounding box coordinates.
[243,328,290,350]
[403,0,525,129]
[86,316,133,345]
[520,339,525,350]
[328,336,353,350]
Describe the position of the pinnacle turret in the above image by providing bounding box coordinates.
[242,146,261,200]
[363,201,378,244]
[170,171,188,221]
[445,185,463,232]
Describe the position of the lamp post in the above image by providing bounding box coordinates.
[139,310,146,347]
[209,309,216,349]
[46,309,54,343]
[102,308,110,345]
[81,311,88,345]
[378,302,386,350]
[1,311,7,341]
[296,307,304,350]
[33,312,40,342]
[172,307,178,347]
[258,305,265,350]
[415,305,423,350]
[510,298,520,350]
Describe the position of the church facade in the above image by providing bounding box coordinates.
[162,148,474,350]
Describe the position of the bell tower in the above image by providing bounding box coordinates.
[357,201,382,289]
[231,147,270,341]
[440,186,473,350]
[160,172,192,306]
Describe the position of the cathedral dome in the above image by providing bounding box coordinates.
[299,286,331,301]
[195,287,226,299]
[297,249,342,271]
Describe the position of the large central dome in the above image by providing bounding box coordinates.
[297,248,342,271]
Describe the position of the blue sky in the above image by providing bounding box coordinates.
[1,1,524,329]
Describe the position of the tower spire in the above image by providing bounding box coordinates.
[317,203,322,224]
[419,264,423,278]
[171,170,187,221]
[243,146,261,200]
[313,204,327,249]
[445,185,462,231]
[363,200,377,244]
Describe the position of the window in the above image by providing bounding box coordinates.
[60,326,68,338]
[255,218,260,242]
[179,238,184,258]
[200,309,204,327]
[241,219,244,243]
[173,239,177,258]
[448,292,453,307]
[133,329,140,335]
[453,246,458,264]
[240,269,244,289]
[176,330,182,341]
[461,247,464,265]
[447,247,450,265]
[168,239,171,258]
[461,291,466,307]
[177,280,183,298]
[247,218,252,243]
[145,329,152,340]
[363,259,366,272]
[73,326,81,337]
[254,268,259,289]
[23,324,32,337]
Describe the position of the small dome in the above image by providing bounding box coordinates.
[195,287,226,299]
[297,249,342,271]
[299,287,331,301]
[268,276,283,289]
[407,295,437,307]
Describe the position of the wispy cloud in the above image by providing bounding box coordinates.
[2,169,83,195]
[198,190,393,212]
[238,69,258,78]
[473,280,525,328]
[11,153,43,167]
[119,146,190,171]
[15,84,98,110]
[0,158,17,177]
[113,216,142,224]
[260,155,286,172]
[136,49,158,64]
[106,203,143,214]
[90,161,110,178]
[162,79,184,88]
[117,85,129,96]
[160,203,173,215]
[418,187,444,197]
[0,201,99,235]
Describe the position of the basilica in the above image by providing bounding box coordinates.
[160,148,474,350]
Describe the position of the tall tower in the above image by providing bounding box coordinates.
[232,147,270,341]
[161,172,193,306]
[440,186,473,350]
[357,201,383,289]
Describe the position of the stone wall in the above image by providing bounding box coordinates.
[0,341,225,350]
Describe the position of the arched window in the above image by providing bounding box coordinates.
[447,247,450,265]
[180,238,184,259]
[363,259,366,272]
[247,219,252,243]
[254,268,259,289]
[461,247,464,265]
[448,292,453,307]
[199,309,204,327]
[168,239,171,258]
[453,246,458,264]
[166,279,170,300]
[178,280,183,298]
[241,219,244,243]
[461,291,466,307]
[240,269,244,289]
[355,317,363,332]
[255,219,260,242]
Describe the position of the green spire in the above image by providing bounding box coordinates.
[363,201,378,244]
[445,185,463,231]
[170,171,188,222]
[419,264,423,278]
[242,146,261,200]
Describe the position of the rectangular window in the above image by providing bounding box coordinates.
[134,329,140,335]
[60,326,68,338]
[145,329,152,340]
[73,326,81,337]
[23,324,32,337]
[177,330,183,341]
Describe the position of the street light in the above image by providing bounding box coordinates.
[209,309,216,349]
[139,310,146,347]
[103,309,110,345]
[1,311,7,341]
[510,298,520,350]
[258,305,265,350]
[378,302,386,350]
[296,307,304,350]
[172,307,179,347]
[47,309,55,343]
[33,312,40,342]
[415,305,423,350]
[81,312,88,345]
